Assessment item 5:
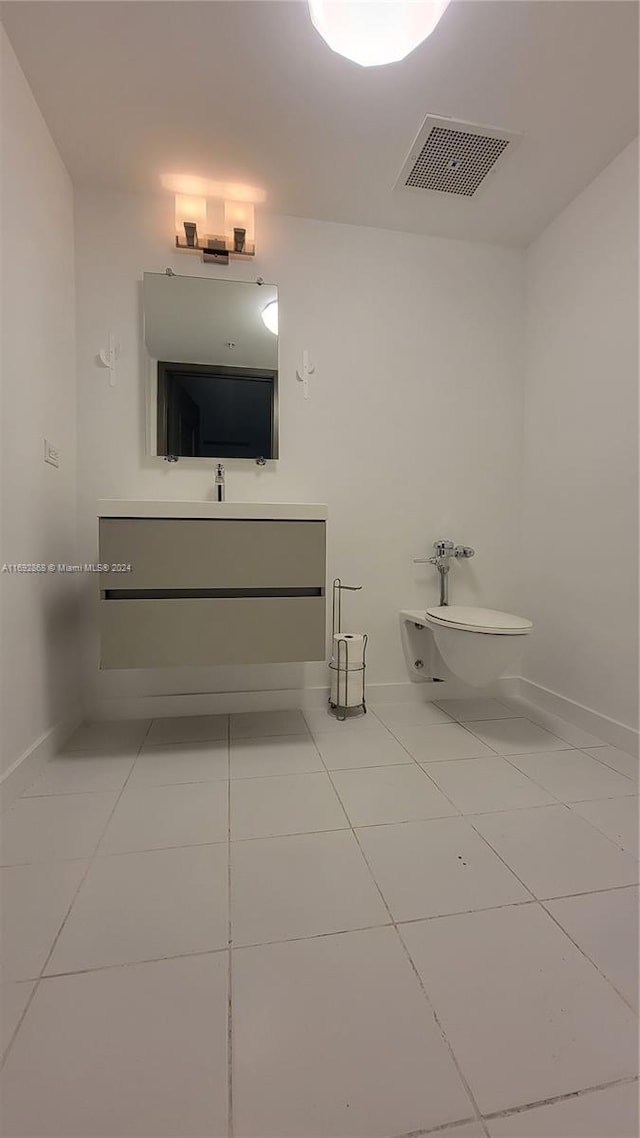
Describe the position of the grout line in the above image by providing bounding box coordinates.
[34,944,230,981]
[231,919,394,954]
[560,802,639,860]
[495,749,637,805]
[0,719,152,1071]
[7,878,633,987]
[12,876,638,987]
[391,1116,479,1138]
[461,816,640,1009]
[12,876,639,985]
[464,766,638,863]
[481,1074,640,1123]
[580,749,640,779]
[306,731,491,1137]
[538,897,640,1015]
[460,715,574,752]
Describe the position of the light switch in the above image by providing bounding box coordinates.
[43,440,59,468]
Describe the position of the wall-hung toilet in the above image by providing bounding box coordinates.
[403,540,533,686]
[423,605,532,685]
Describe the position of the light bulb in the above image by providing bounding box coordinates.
[174,194,207,236]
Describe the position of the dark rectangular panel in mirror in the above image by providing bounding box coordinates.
[157,362,276,460]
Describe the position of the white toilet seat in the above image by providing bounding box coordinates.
[425,606,533,636]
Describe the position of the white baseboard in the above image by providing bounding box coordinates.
[0,706,83,812]
[85,677,513,721]
[503,677,639,756]
[85,675,639,759]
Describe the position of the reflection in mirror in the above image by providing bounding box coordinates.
[143,272,278,461]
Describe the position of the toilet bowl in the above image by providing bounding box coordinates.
[422,606,533,686]
[400,606,532,685]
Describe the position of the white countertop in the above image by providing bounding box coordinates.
[97,500,328,521]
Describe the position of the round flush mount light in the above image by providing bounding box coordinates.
[308,0,450,67]
[261,300,278,335]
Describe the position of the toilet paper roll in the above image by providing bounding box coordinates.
[330,633,366,709]
[331,633,365,668]
[331,664,365,709]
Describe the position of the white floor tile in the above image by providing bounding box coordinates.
[129,741,228,787]
[230,709,308,739]
[145,714,228,746]
[0,982,35,1058]
[332,764,458,827]
[423,756,556,814]
[98,782,228,854]
[487,1081,639,1137]
[545,887,638,1011]
[507,749,637,803]
[512,707,607,750]
[231,830,388,946]
[232,926,473,1137]
[0,954,228,1137]
[472,805,639,898]
[571,796,638,857]
[230,734,322,779]
[446,1126,485,1138]
[23,753,135,796]
[63,719,149,754]
[402,904,638,1115]
[46,845,228,974]
[583,746,639,783]
[303,708,386,735]
[231,772,348,840]
[389,722,496,762]
[465,718,570,754]
[314,730,412,770]
[436,698,516,721]
[358,817,530,922]
[0,794,118,866]
[371,701,452,727]
[1,860,88,981]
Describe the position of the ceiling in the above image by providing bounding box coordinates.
[2,0,638,246]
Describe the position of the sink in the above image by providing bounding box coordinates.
[97,500,328,521]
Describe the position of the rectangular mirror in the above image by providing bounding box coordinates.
[143,272,278,461]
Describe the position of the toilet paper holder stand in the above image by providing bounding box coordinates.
[329,577,368,722]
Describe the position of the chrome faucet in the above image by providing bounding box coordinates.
[214,463,225,502]
[413,540,475,606]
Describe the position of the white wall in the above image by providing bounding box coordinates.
[522,138,639,733]
[0,28,79,773]
[74,188,525,714]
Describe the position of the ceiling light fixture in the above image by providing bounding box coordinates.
[261,300,278,335]
[308,0,450,67]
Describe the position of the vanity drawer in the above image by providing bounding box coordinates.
[99,596,326,668]
[99,518,326,591]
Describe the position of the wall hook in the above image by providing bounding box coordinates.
[296,349,315,400]
[98,334,120,387]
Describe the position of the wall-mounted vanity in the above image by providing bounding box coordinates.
[98,501,327,669]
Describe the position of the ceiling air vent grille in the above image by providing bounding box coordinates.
[396,115,521,199]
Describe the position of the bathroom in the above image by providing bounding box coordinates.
[0,1,638,1135]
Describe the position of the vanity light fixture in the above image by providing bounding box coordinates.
[261,300,278,335]
[174,194,256,264]
[308,0,450,67]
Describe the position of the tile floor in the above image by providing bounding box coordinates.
[0,698,638,1137]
